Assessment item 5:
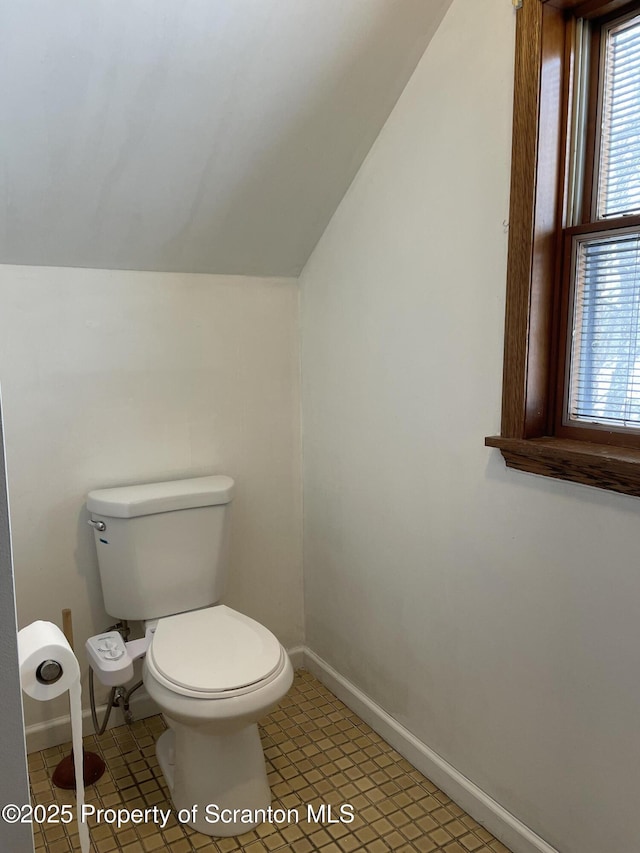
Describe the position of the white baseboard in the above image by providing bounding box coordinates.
[303,648,560,853]
[25,644,307,755]
[286,644,305,669]
[25,689,160,754]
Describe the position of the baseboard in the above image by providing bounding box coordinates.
[25,644,307,755]
[25,689,160,754]
[303,648,560,853]
[286,644,305,669]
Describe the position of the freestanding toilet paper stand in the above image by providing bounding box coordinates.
[52,610,105,789]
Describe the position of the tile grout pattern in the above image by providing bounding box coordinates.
[29,670,512,853]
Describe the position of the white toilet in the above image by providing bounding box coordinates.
[86,475,293,836]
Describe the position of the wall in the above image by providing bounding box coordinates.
[0,265,303,730]
[0,396,33,851]
[300,2,640,853]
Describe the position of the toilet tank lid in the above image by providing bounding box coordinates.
[87,475,234,518]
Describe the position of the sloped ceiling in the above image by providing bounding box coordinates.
[0,0,452,276]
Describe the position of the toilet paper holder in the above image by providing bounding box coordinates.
[36,659,63,685]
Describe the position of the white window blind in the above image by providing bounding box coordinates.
[598,14,640,218]
[568,232,640,427]
[567,13,640,429]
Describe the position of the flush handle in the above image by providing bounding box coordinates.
[88,519,106,532]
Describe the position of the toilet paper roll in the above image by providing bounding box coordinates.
[18,621,91,853]
[18,620,80,701]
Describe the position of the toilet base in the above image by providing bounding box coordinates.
[156,729,176,793]
[156,721,271,836]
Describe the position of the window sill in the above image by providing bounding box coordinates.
[485,435,640,497]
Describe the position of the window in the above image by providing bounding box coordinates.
[559,7,640,442]
[486,0,640,498]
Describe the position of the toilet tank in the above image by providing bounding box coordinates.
[87,475,234,621]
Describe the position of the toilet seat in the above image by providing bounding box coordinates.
[146,605,286,699]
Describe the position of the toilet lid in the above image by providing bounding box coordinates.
[148,605,283,695]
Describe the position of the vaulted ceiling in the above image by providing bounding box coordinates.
[0,0,452,276]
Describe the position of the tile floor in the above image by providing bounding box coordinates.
[29,670,512,853]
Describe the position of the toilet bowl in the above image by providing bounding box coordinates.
[142,604,293,836]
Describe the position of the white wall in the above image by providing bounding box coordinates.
[300,2,640,853]
[0,265,303,730]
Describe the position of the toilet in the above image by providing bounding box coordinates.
[86,475,293,836]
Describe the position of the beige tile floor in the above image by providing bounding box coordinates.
[29,670,512,853]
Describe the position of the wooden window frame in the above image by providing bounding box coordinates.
[485,0,640,498]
